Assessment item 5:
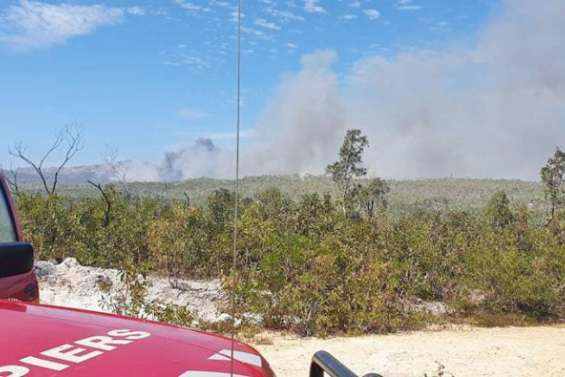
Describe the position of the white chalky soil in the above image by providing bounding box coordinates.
[255,325,565,377]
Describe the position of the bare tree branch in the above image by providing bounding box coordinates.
[87,180,112,227]
[9,142,51,195]
[9,126,82,195]
[51,126,82,194]
[39,132,64,169]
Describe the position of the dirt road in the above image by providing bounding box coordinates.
[255,325,565,377]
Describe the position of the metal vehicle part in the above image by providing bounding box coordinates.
[310,351,382,377]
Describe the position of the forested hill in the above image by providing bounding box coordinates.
[21,176,544,214]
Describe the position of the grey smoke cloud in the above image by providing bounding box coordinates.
[158,138,234,181]
[250,50,345,175]
[138,0,565,181]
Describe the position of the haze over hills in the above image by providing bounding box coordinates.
[5,163,116,185]
[3,161,155,185]
[5,160,541,184]
[6,163,544,219]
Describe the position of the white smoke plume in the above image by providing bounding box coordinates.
[138,0,565,181]
[250,50,345,175]
[115,138,234,182]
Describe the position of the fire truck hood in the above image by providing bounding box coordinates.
[0,300,272,377]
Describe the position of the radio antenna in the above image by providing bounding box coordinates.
[230,0,242,376]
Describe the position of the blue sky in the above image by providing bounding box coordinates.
[0,0,498,171]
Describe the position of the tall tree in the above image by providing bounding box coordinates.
[326,129,369,213]
[358,178,390,219]
[540,147,565,224]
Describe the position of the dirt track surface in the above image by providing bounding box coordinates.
[254,325,565,377]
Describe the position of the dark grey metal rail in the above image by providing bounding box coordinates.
[309,351,383,377]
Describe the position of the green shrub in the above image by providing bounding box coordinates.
[14,186,565,335]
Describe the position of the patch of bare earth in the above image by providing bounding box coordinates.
[254,325,565,377]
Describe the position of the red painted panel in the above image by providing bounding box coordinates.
[0,301,274,377]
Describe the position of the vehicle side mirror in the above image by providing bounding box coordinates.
[0,242,34,278]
